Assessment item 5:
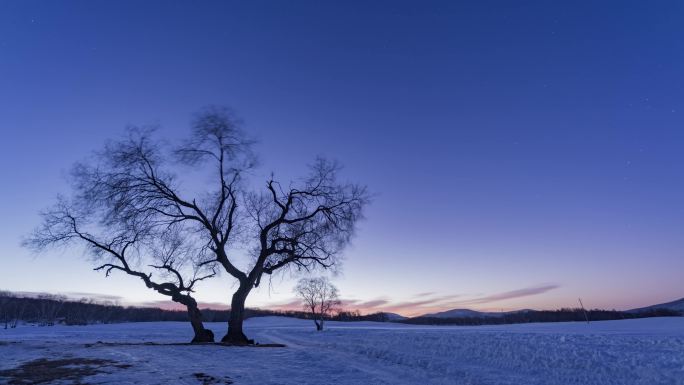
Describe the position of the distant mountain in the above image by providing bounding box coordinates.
[381,312,407,321]
[628,298,684,314]
[419,308,532,319]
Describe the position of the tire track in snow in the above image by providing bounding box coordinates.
[256,329,425,385]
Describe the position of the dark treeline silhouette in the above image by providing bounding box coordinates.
[399,308,681,326]
[332,310,392,322]
[0,292,388,327]
[1,292,197,327]
[3,292,678,329]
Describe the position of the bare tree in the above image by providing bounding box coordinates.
[9,299,25,328]
[0,292,11,329]
[26,106,368,344]
[24,201,217,342]
[225,158,368,342]
[295,277,341,331]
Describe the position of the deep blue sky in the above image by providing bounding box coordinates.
[1,1,683,315]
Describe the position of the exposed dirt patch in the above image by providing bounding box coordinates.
[0,357,130,384]
[193,372,234,385]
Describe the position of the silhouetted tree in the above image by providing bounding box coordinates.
[24,201,217,342]
[25,106,368,344]
[216,157,368,343]
[0,292,11,329]
[295,277,341,331]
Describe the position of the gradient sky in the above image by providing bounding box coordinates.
[1,1,683,316]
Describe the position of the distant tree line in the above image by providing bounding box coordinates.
[3,292,678,329]
[332,310,392,322]
[0,292,191,327]
[0,291,389,327]
[398,308,681,326]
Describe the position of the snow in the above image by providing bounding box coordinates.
[1,316,684,384]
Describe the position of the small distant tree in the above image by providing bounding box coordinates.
[295,277,341,331]
[0,292,11,329]
[9,299,25,328]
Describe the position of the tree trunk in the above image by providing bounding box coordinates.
[187,304,214,343]
[176,294,214,343]
[222,282,253,344]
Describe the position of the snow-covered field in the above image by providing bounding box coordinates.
[1,316,683,384]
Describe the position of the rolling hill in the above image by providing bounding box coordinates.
[419,308,532,319]
[629,298,684,314]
